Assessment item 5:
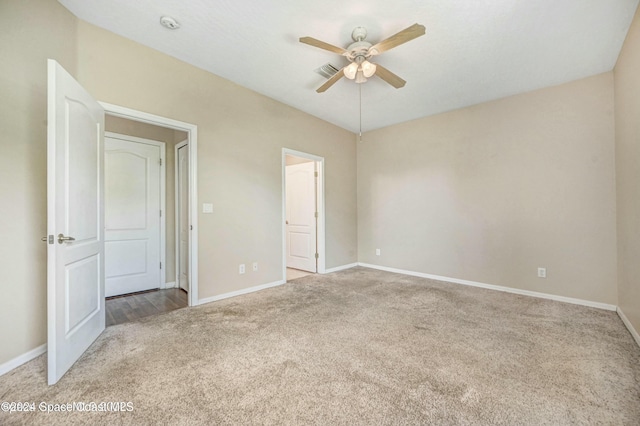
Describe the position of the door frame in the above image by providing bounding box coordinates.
[174,139,188,290]
[282,148,325,279]
[104,131,167,290]
[101,102,199,307]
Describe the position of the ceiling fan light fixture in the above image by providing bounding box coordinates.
[361,60,376,78]
[344,62,358,80]
[355,70,367,84]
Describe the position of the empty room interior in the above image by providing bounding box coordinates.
[1,0,640,424]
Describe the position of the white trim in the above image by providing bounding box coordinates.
[324,263,358,274]
[316,161,325,274]
[358,263,617,311]
[174,139,189,292]
[617,307,640,347]
[165,281,176,289]
[100,102,199,307]
[0,344,47,377]
[282,149,326,281]
[198,280,286,306]
[105,132,167,289]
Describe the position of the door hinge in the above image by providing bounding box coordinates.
[315,253,319,259]
[159,158,162,166]
[314,171,318,178]
[160,210,162,217]
[314,212,318,218]
[160,262,162,269]
[190,225,193,230]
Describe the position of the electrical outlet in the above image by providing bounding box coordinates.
[376,249,381,256]
[239,264,245,274]
[252,262,258,272]
[537,267,546,278]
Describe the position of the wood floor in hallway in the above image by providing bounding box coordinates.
[106,288,188,327]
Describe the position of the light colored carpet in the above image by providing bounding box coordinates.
[1,267,639,425]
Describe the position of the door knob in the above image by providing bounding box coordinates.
[57,234,76,244]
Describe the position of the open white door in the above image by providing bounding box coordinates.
[47,59,105,385]
[286,161,317,272]
[177,143,189,292]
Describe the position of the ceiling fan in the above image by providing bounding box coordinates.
[300,23,426,93]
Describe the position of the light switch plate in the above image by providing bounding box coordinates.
[202,203,213,213]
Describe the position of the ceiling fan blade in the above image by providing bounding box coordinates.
[300,37,347,55]
[369,23,426,55]
[374,64,406,89]
[316,68,345,93]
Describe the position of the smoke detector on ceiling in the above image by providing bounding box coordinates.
[160,16,180,30]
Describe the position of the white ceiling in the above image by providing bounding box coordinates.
[58,0,638,133]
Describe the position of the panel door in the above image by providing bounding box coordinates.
[104,136,161,297]
[286,161,317,272]
[47,59,105,385]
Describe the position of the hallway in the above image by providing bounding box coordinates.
[106,288,188,326]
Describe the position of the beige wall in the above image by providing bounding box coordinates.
[358,73,618,304]
[105,115,187,284]
[76,21,357,300]
[0,0,357,367]
[0,0,78,364]
[614,6,640,333]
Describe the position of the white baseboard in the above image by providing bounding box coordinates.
[197,279,286,306]
[0,343,47,377]
[164,281,176,289]
[617,307,640,347]
[324,263,358,274]
[358,263,617,311]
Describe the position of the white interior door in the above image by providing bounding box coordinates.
[286,161,317,272]
[177,144,189,292]
[105,136,161,297]
[47,59,105,385]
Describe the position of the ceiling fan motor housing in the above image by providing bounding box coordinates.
[346,41,373,62]
[351,26,368,41]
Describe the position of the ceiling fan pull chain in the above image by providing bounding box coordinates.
[359,83,363,143]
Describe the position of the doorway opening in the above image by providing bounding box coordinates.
[103,115,191,326]
[101,102,199,309]
[282,149,325,282]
